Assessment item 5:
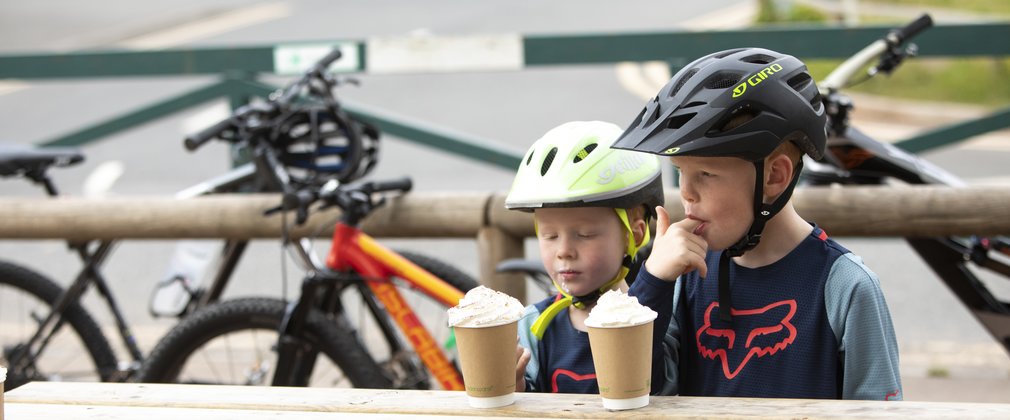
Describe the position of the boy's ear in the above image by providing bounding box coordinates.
[631,213,648,247]
[764,153,795,198]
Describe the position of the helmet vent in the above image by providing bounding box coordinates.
[713,48,744,59]
[644,102,663,126]
[525,149,535,166]
[670,68,699,98]
[666,113,696,130]
[810,92,824,112]
[541,147,558,176]
[682,101,706,109]
[573,143,598,163]
[740,53,776,64]
[787,72,813,91]
[704,72,741,89]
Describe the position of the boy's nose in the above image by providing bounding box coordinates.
[556,238,577,259]
[680,180,698,203]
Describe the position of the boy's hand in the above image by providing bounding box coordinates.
[515,343,531,392]
[644,206,708,281]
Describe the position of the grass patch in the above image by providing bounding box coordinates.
[872,0,1010,16]
[754,0,1010,107]
[756,0,830,23]
[806,56,1010,107]
[927,365,951,378]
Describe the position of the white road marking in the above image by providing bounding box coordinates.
[82,160,126,198]
[118,2,292,50]
[0,80,29,96]
[613,0,758,101]
[181,102,231,137]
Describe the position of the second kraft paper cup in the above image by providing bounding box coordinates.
[587,320,653,410]
[453,320,518,408]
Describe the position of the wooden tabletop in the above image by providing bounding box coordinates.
[6,381,1010,419]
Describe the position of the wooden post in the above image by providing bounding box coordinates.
[476,226,526,303]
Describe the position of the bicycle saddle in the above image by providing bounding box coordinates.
[0,144,84,177]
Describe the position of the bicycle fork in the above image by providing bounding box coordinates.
[273,270,333,387]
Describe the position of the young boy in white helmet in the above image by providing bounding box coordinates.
[614,48,902,399]
[505,120,665,393]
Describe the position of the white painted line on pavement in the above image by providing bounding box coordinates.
[181,102,231,137]
[680,0,760,31]
[366,33,523,74]
[615,61,669,101]
[614,0,758,101]
[0,81,29,97]
[119,2,292,50]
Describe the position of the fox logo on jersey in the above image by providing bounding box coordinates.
[695,300,797,380]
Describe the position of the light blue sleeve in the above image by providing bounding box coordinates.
[824,253,904,400]
[628,269,680,396]
[517,304,542,392]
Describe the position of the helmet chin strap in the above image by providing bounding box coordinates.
[530,208,649,339]
[717,159,804,322]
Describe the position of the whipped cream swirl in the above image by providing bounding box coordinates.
[585,290,657,328]
[447,285,524,327]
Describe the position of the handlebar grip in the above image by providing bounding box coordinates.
[184,118,234,151]
[889,14,933,45]
[362,177,413,194]
[311,48,343,74]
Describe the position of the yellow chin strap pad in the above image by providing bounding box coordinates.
[528,208,650,340]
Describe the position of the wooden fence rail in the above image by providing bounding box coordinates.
[2,185,1008,298]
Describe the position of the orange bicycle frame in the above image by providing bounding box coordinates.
[326,223,465,390]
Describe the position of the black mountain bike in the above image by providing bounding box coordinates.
[804,14,1010,353]
[1,49,475,390]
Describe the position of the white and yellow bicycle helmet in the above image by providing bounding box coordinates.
[505,121,664,338]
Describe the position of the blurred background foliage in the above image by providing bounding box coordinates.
[756,0,1010,107]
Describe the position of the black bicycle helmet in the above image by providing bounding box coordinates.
[271,105,379,186]
[613,47,825,160]
[613,47,828,322]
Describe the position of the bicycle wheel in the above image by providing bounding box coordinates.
[136,297,391,388]
[0,260,118,390]
[341,250,479,390]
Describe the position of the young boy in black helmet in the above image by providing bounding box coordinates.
[613,47,903,400]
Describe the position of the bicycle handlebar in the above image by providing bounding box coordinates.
[357,177,413,195]
[184,118,235,151]
[820,14,933,92]
[275,177,413,225]
[184,48,346,151]
[310,49,344,76]
[888,14,933,45]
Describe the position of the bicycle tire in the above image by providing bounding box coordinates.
[0,260,118,390]
[135,297,391,388]
[350,250,479,389]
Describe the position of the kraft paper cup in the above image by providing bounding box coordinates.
[587,320,653,410]
[452,320,518,408]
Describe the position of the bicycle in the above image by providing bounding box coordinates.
[1,48,476,390]
[135,51,479,389]
[0,152,360,390]
[803,13,1010,354]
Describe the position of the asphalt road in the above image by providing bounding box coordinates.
[2,0,1009,392]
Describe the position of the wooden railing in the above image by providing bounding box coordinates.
[2,185,1009,299]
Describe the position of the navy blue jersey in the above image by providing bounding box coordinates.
[517,297,599,393]
[630,226,902,400]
